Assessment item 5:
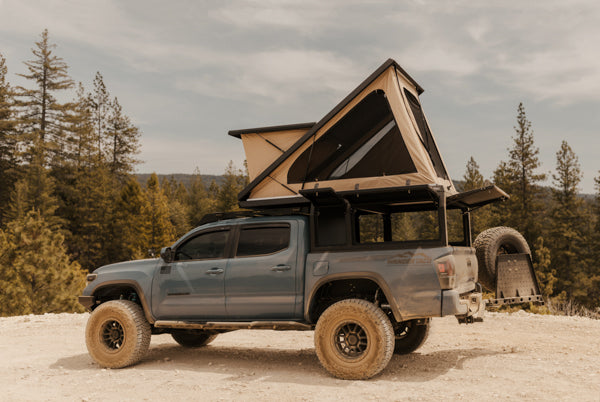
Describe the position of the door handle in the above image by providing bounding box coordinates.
[205,267,224,275]
[270,264,291,272]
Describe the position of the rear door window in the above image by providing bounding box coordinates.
[236,225,290,257]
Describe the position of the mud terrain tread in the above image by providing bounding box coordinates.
[314,299,394,380]
[473,226,530,290]
[85,300,151,368]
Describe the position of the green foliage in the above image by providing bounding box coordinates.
[532,237,557,298]
[548,141,588,302]
[188,168,216,227]
[109,178,151,261]
[0,53,19,226]
[4,155,63,230]
[144,173,176,252]
[0,210,86,316]
[217,161,246,212]
[462,157,492,237]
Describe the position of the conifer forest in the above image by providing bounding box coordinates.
[1,31,599,316]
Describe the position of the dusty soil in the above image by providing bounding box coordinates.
[1,311,599,401]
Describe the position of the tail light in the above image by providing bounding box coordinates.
[435,257,456,289]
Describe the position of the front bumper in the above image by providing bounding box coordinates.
[441,289,484,319]
[78,295,95,310]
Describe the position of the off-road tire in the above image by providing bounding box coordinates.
[171,330,218,348]
[314,299,394,380]
[85,300,151,368]
[393,319,430,354]
[473,226,531,290]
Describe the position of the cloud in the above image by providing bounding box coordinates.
[175,49,359,103]
[138,135,245,175]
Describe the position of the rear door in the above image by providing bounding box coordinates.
[225,221,298,319]
[152,227,231,319]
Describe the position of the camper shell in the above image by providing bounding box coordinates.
[230,58,459,209]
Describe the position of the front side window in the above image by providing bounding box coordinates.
[175,229,229,261]
[236,225,290,257]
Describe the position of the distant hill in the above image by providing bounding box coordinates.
[135,173,224,189]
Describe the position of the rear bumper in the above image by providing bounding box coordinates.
[78,296,95,310]
[441,290,484,318]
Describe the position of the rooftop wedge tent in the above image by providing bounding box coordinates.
[229,59,454,208]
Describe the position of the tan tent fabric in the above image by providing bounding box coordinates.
[242,64,455,202]
[241,127,311,181]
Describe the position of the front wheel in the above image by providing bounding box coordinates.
[393,319,430,354]
[85,300,151,368]
[314,299,394,380]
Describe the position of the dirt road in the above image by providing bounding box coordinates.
[1,311,599,401]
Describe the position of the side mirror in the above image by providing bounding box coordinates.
[160,247,173,263]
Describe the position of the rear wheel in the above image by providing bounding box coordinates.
[85,300,151,368]
[474,226,530,290]
[393,319,429,354]
[171,330,218,348]
[314,299,394,380]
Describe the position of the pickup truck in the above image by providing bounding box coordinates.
[79,184,541,379]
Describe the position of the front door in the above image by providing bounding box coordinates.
[152,227,231,320]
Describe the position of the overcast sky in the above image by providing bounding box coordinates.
[1,0,599,192]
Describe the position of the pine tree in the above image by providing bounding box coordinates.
[0,210,86,316]
[532,236,556,298]
[188,168,216,226]
[462,156,492,237]
[4,154,63,230]
[0,53,19,226]
[492,103,546,245]
[15,29,73,166]
[108,178,151,262]
[144,173,175,252]
[105,97,140,180]
[161,175,190,237]
[55,83,116,271]
[548,141,587,302]
[217,161,245,212]
[589,173,600,305]
[87,72,110,157]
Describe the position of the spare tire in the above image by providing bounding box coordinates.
[473,226,530,290]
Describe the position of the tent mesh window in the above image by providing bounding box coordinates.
[288,90,417,184]
[403,89,448,180]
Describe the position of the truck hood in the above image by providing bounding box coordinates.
[94,258,160,274]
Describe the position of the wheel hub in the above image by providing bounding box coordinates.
[335,322,368,358]
[101,320,124,350]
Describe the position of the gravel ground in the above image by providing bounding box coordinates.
[1,311,599,401]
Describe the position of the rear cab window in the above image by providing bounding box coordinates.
[236,224,291,257]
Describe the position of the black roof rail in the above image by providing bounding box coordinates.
[197,207,310,226]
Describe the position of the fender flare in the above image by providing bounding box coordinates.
[304,271,403,323]
[91,280,156,324]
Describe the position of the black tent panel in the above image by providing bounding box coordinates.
[403,89,448,180]
[288,90,417,184]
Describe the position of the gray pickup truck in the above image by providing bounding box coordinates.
[79,184,542,379]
